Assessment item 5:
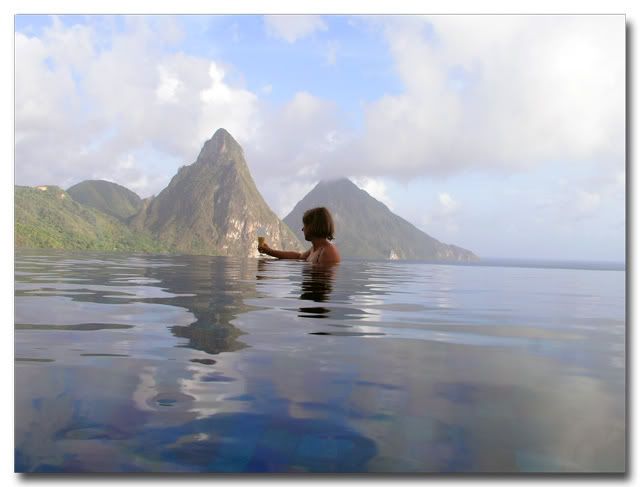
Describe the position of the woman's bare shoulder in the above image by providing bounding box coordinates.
[320,243,341,264]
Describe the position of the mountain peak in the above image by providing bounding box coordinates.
[196,128,242,165]
[318,177,353,186]
[212,127,233,140]
[130,129,304,257]
[67,179,143,221]
[314,177,360,193]
[283,179,478,261]
[312,178,371,200]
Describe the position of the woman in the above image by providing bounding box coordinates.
[258,207,341,265]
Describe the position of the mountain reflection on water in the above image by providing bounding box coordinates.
[15,250,625,473]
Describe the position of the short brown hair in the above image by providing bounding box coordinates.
[302,207,335,241]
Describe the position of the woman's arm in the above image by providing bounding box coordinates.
[265,249,303,259]
[259,243,310,260]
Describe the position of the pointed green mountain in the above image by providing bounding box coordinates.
[283,178,478,261]
[67,179,143,221]
[130,128,304,256]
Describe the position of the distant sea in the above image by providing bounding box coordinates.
[15,249,625,473]
[466,257,623,271]
[356,256,626,272]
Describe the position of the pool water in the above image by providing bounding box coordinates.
[14,250,626,472]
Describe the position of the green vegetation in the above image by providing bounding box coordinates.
[67,179,142,221]
[15,185,171,253]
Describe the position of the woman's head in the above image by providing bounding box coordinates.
[302,207,335,241]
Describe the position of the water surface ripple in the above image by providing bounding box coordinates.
[14,250,625,472]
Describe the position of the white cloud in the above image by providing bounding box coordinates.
[243,91,347,216]
[15,18,260,197]
[337,15,625,181]
[15,30,99,188]
[245,91,343,181]
[155,65,183,103]
[438,192,459,214]
[198,62,260,145]
[44,16,96,70]
[351,177,394,210]
[421,192,462,236]
[264,15,327,43]
[15,17,339,206]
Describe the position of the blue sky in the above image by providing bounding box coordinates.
[14,14,625,261]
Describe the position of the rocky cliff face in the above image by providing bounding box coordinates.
[283,178,478,262]
[130,128,304,257]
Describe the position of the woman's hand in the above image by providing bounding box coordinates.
[258,242,270,254]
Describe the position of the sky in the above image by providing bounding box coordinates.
[14,14,626,262]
